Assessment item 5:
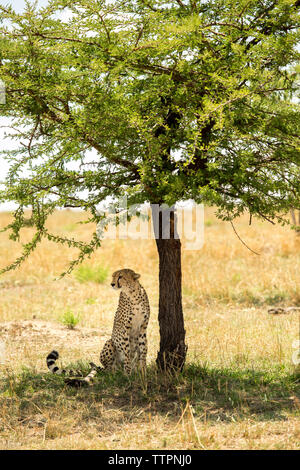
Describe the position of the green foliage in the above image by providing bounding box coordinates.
[0,0,299,273]
[204,219,214,227]
[74,264,108,284]
[60,309,81,329]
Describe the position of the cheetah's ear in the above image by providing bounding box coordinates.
[133,273,141,280]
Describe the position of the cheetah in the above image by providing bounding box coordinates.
[46,269,150,386]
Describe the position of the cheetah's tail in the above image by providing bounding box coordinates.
[46,350,84,378]
[65,362,104,388]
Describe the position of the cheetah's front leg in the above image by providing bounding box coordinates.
[120,338,132,375]
[112,332,132,375]
[138,326,148,370]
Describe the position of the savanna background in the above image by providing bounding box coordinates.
[0,207,299,450]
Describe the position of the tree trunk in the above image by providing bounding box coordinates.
[291,209,300,236]
[151,205,187,372]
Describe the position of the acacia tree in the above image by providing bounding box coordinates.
[0,0,299,370]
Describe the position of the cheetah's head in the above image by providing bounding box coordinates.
[111,269,141,291]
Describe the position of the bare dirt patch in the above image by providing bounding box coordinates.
[0,319,106,343]
[0,320,110,369]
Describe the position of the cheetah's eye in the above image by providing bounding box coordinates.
[119,275,122,279]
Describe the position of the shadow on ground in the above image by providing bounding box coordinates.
[1,362,299,426]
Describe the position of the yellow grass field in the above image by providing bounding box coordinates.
[0,207,299,450]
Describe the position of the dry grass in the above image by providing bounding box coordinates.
[0,207,299,450]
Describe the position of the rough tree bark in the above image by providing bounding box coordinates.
[291,209,300,236]
[151,204,187,372]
